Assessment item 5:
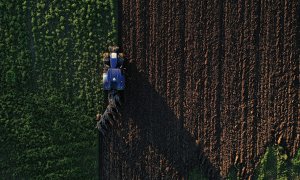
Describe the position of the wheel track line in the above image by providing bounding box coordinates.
[285,0,298,155]
[230,3,241,169]
[295,0,300,155]
[203,0,213,163]
[166,0,174,111]
[135,2,150,175]
[198,1,207,166]
[172,0,186,176]
[244,0,261,176]
[221,0,235,175]
[238,0,249,176]
[258,0,266,155]
[215,0,224,175]
[254,0,262,169]
[204,0,223,176]
[165,0,177,177]
[274,0,290,150]
[195,0,204,143]
[177,0,187,175]
[274,0,284,148]
[221,0,229,174]
[148,0,154,151]
[159,1,171,176]
[235,2,245,175]
[229,0,240,173]
[184,0,199,141]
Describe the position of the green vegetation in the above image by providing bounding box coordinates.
[254,146,300,180]
[291,150,300,176]
[188,146,300,180]
[0,0,117,178]
[224,146,300,180]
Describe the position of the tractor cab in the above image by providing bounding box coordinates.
[102,46,125,91]
[109,52,118,68]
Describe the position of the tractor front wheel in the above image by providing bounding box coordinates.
[103,53,110,66]
[102,52,109,59]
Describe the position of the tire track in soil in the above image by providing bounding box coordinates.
[102,0,300,179]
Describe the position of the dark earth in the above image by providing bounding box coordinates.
[101,0,299,179]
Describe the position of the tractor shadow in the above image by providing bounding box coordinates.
[107,62,221,179]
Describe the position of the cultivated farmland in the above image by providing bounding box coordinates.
[102,0,299,179]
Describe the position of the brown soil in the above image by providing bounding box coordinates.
[102,0,299,179]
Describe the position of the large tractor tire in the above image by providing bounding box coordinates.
[118,53,124,59]
[102,52,110,66]
[102,52,109,59]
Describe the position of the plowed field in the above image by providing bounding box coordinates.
[102,0,299,179]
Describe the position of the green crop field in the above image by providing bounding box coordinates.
[254,146,300,180]
[0,0,117,178]
[224,146,300,180]
[189,146,300,180]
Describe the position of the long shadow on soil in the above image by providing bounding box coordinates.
[111,62,221,179]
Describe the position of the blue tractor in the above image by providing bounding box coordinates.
[96,46,125,136]
[102,46,125,91]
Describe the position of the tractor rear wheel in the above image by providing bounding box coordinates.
[118,53,124,59]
